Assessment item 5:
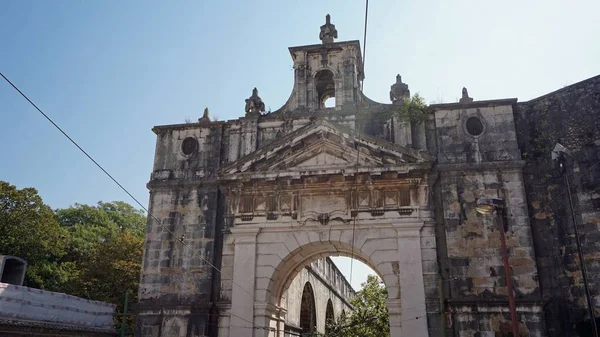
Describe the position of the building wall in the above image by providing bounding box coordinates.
[283,258,355,334]
[514,75,600,337]
[430,101,544,337]
[137,17,600,336]
[137,124,225,337]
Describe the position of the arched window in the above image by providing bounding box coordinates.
[300,282,317,334]
[315,69,335,108]
[325,299,334,335]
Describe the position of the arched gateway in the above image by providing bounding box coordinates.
[138,13,545,337]
[217,119,432,337]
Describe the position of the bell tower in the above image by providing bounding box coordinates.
[286,14,364,112]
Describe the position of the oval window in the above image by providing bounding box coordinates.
[465,117,484,136]
[181,137,198,155]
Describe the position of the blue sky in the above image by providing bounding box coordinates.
[1,0,599,290]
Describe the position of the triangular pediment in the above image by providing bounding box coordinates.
[220,119,432,178]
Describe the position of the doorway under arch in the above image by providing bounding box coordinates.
[300,282,317,334]
[225,223,430,337]
[325,299,334,335]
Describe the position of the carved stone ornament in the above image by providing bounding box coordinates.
[244,87,266,117]
[459,87,474,103]
[389,74,410,104]
[198,107,211,123]
[319,14,338,44]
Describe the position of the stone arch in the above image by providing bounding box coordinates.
[228,223,429,337]
[310,66,339,78]
[325,299,334,335]
[262,230,401,306]
[299,282,317,334]
[314,69,336,108]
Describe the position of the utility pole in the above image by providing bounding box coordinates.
[120,291,130,337]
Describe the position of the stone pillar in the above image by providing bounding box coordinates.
[387,298,403,337]
[241,119,258,157]
[396,225,429,337]
[274,306,287,337]
[229,228,259,337]
[254,303,285,337]
[393,116,412,148]
[218,310,231,337]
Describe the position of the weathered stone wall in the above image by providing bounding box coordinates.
[138,116,369,336]
[136,124,225,337]
[514,75,600,337]
[283,258,354,333]
[139,16,600,337]
[430,101,545,337]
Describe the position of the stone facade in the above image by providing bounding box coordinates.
[430,100,544,337]
[137,14,600,337]
[514,75,600,337]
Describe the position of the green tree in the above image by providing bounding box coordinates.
[73,231,143,332]
[0,181,68,289]
[55,201,146,333]
[326,275,390,337]
[55,201,146,261]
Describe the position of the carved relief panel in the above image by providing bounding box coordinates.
[221,176,423,228]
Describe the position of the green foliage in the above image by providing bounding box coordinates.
[68,231,143,331]
[0,181,68,289]
[56,201,146,261]
[382,94,429,124]
[55,201,146,332]
[395,94,429,124]
[0,180,146,333]
[325,275,390,337]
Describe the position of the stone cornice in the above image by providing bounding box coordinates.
[429,98,518,111]
[219,163,431,181]
[147,178,218,190]
[446,298,545,313]
[288,40,361,55]
[435,160,526,173]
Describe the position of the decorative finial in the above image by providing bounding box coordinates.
[389,74,410,104]
[245,87,265,117]
[319,14,338,44]
[459,87,473,103]
[199,107,211,123]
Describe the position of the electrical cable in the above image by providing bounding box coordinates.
[0,72,272,332]
[361,0,369,92]
[350,0,370,289]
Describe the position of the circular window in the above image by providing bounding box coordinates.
[181,137,198,155]
[465,117,484,136]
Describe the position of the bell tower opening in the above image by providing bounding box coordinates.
[284,14,364,112]
[316,69,335,109]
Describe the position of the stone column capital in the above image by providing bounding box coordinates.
[230,227,260,244]
[254,302,287,320]
[393,222,424,237]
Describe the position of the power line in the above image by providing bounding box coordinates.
[0,72,270,332]
[361,0,369,92]
[350,0,370,289]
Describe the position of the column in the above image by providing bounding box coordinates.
[229,228,259,337]
[253,303,284,337]
[387,299,403,337]
[396,225,429,337]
